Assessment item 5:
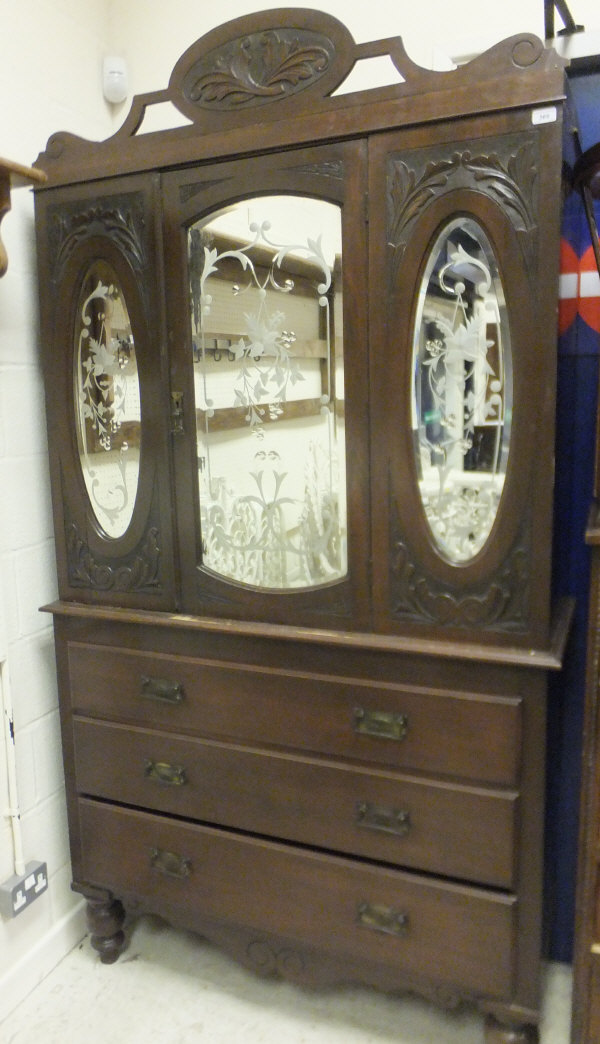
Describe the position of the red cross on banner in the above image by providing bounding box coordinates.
[558,237,600,335]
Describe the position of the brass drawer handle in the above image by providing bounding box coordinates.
[140,675,184,705]
[355,801,411,837]
[150,847,192,879]
[357,901,409,937]
[144,759,187,787]
[353,707,408,741]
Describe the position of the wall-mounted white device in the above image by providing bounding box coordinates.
[103,55,129,105]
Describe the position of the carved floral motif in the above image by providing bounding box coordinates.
[66,522,161,593]
[461,143,537,230]
[388,138,538,268]
[246,939,306,978]
[51,199,146,283]
[184,29,333,109]
[391,537,529,629]
[389,498,530,631]
[291,160,344,181]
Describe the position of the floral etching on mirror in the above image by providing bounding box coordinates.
[412,218,513,564]
[189,196,347,590]
[74,261,141,539]
[385,138,539,628]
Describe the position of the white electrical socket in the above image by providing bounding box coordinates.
[0,860,48,918]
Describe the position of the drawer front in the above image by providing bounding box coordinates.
[67,642,521,784]
[78,798,516,1000]
[73,718,517,887]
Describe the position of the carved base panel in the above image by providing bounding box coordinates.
[105,897,540,1039]
[193,919,477,1014]
[484,1014,539,1044]
[192,918,541,1036]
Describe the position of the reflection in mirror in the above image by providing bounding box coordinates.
[412,218,512,563]
[73,260,140,538]
[188,195,347,589]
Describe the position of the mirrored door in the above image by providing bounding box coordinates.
[164,141,370,627]
[189,195,347,590]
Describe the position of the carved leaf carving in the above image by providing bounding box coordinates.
[185,30,332,109]
[389,510,530,632]
[291,160,344,181]
[66,523,161,593]
[389,156,459,245]
[388,138,538,269]
[51,201,146,283]
[461,142,537,231]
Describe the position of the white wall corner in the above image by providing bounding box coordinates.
[0,899,86,1023]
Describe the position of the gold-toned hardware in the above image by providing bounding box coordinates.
[353,707,408,741]
[357,901,409,937]
[140,675,184,704]
[591,942,600,955]
[149,847,192,879]
[170,390,184,434]
[144,759,187,787]
[355,801,411,837]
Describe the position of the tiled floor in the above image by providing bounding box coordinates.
[1,917,572,1043]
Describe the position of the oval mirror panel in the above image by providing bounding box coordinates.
[73,260,140,538]
[188,195,347,590]
[412,217,513,563]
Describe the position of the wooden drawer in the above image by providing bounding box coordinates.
[73,718,517,887]
[67,641,521,785]
[78,798,516,1000]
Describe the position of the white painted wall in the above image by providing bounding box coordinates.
[106,0,600,104]
[0,0,115,1020]
[111,0,526,95]
[1,0,599,1024]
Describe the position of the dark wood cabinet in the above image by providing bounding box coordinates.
[572,506,600,1044]
[570,142,600,1044]
[33,12,569,1042]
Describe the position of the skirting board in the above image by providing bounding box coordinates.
[0,899,86,1023]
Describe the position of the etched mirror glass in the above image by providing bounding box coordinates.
[73,261,140,538]
[188,195,347,589]
[412,218,512,563]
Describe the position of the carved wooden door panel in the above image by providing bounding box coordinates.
[368,114,563,648]
[162,140,371,630]
[35,173,177,609]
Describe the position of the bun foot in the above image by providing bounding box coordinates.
[484,1015,538,1044]
[86,894,126,964]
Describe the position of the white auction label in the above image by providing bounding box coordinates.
[532,106,557,125]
